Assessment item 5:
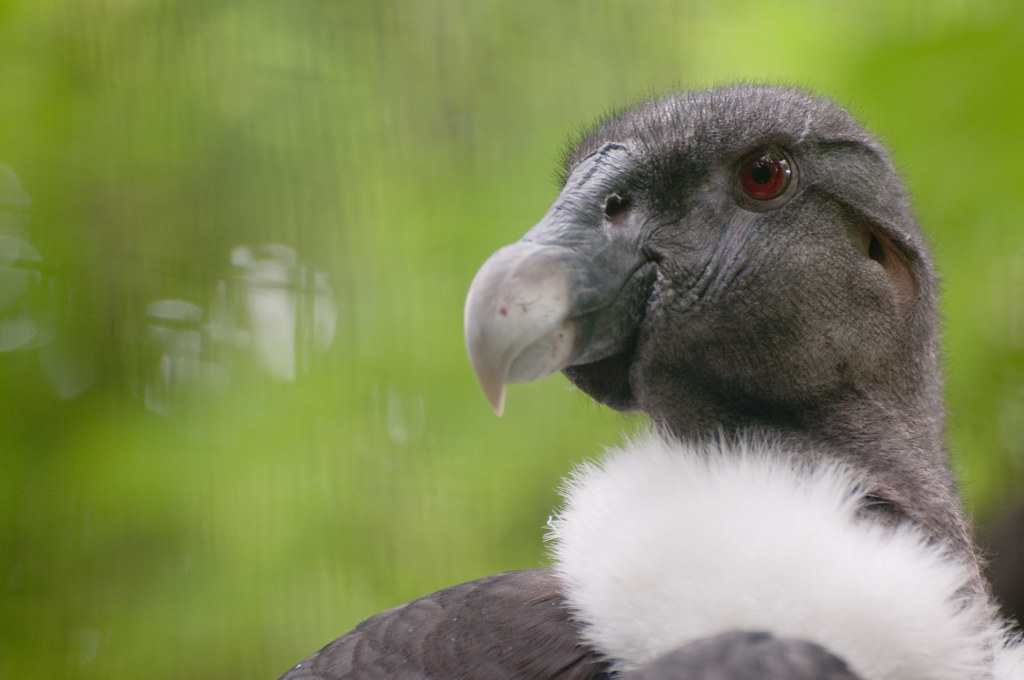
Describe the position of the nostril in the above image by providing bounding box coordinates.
[604,193,631,220]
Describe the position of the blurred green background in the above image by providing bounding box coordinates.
[1,1,1022,677]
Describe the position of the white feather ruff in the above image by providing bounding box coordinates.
[548,431,1023,680]
[998,637,1024,680]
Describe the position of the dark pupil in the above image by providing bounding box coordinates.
[751,160,773,184]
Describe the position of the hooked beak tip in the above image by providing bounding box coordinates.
[486,385,506,416]
[466,339,508,416]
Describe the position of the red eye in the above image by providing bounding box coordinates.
[737,149,793,202]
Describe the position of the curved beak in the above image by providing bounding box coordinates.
[464,144,651,414]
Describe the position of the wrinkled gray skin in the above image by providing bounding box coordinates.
[280,86,984,680]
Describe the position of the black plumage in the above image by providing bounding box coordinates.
[621,632,859,680]
[985,502,1024,626]
[280,570,604,680]
[277,85,1021,680]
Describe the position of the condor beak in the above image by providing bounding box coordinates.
[464,144,652,414]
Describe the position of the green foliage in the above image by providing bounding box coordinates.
[0,1,1021,678]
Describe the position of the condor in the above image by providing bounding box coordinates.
[279,86,1024,680]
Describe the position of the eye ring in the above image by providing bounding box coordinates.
[733,148,797,210]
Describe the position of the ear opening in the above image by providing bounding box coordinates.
[865,222,917,308]
[868,232,886,265]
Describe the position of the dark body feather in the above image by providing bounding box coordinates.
[622,632,859,680]
[278,569,607,680]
